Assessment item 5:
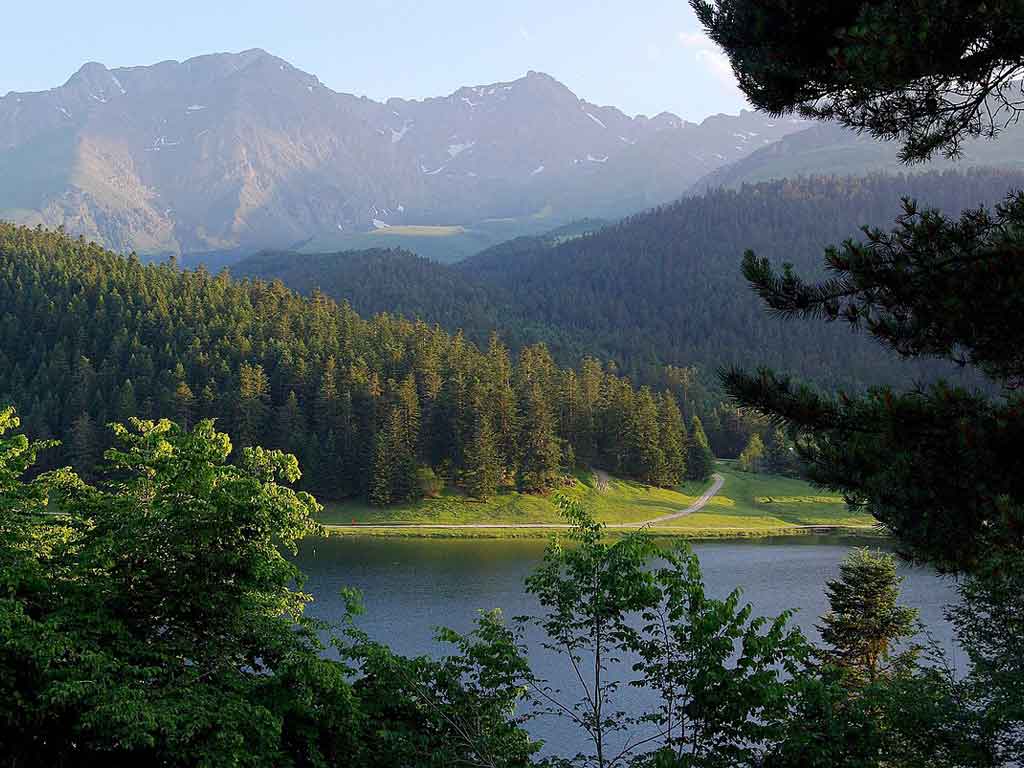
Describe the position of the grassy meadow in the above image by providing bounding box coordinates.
[317,461,876,538]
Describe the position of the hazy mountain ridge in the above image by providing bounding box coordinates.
[690,121,1024,192]
[235,169,1018,391]
[0,49,807,256]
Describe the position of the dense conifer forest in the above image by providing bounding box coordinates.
[0,223,701,503]
[237,169,1021,392]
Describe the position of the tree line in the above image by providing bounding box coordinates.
[234,169,1022,396]
[0,223,716,506]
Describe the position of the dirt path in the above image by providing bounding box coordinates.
[628,472,725,526]
[327,472,726,531]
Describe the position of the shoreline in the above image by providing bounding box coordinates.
[319,522,882,540]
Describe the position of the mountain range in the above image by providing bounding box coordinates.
[0,49,807,257]
[691,120,1024,192]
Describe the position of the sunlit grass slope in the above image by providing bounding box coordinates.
[318,462,875,537]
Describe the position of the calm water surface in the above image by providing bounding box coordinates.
[295,535,961,756]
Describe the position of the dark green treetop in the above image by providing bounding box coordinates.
[691,0,1024,162]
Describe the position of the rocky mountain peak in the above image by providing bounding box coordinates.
[0,51,811,257]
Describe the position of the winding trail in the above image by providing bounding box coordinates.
[327,472,726,531]
[628,472,725,527]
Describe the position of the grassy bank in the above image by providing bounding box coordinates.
[317,462,877,538]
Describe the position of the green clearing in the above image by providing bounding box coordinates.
[317,462,876,538]
[652,462,872,533]
[369,225,466,237]
[298,209,573,263]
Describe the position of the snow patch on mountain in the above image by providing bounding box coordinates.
[391,120,413,143]
[586,112,607,129]
[447,141,475,158]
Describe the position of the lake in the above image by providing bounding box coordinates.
[295,535,962,757]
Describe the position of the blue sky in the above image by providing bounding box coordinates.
[0,1,747,121]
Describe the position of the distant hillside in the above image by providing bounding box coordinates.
[237,169,1022,392]
[691,121,1024,192]
[0,49,806,258]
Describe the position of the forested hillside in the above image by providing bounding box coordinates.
[238,169,1020,392]
[0,224,700,504]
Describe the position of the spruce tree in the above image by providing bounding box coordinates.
[657,393,687,487]
[116,380,137,422]
[273,390,305,454]
[518,382,562,492]
[173,381,196,431]
[818,548,919,684]
[629,387,665,485]
[369,419,394,507]
[686,415,715,482]
[235,362,270,449]
[68,411,99,479]
[464,414,501,500]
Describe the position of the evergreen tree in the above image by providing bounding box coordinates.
[686,415,715,482]
[235,362,270,449]
[273,390,305,454]
[700,0,1024,569]
[396,373,420,461]
[818,548,920,684]
[68,411,99,479]
[517,383,562,492]
[657,393,687,487]
[173,381,196,431]
[369,419,394,507]
[464,414,501,500]
[486,334,518,470]
[629,387,665,485]
[116,379,137,422]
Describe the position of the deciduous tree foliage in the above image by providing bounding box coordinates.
[0,411,1005,766]
[0,412,538,767]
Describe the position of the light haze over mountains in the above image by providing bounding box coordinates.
[0,49,806,256]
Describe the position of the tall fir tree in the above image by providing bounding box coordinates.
[68,411,99,480]
[517,382,562,493]
[464,413,501,500]
[173,381,196,431]
[629,387,665,485]
[657,393,687,487]
[686,415,715,482]
[235,362,270,450]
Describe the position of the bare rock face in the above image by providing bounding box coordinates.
[0,49,807,255]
